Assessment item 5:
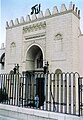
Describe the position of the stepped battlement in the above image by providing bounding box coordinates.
[6,2,80,29]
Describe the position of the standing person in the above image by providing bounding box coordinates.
[34,94,39,108]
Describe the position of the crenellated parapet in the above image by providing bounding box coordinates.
[6,2,80,29]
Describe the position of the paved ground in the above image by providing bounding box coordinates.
[0,115,17,120]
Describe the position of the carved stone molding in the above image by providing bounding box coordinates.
[23,21,46,34]
[25,33,45,41]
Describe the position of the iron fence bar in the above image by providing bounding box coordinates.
[78,77,80,116]
[22,72,26,107]
[7,75,10,105]
[24,74,28,107]
[65,73,67,113]
[69,73,71,114]
[30,74,32,108]
[14,74,16,105]
[5,74,8,104]
[53,74,55,112]
[80,78,82,115]
[46,74,48,111]
[9,74,12,105]
[73,73,76,114]
[12,74,14,105]
[22,75,24,107]
[50,83,56,111]
[18,74,20,106]
[60,73,63,113]
[56,74,59,112]
[32,73,34,109]
[49,74,51,111]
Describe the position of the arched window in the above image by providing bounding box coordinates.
[55,69,62,81]
[55,69,62,74]
[10,42,16,62]
[54,33,63,52]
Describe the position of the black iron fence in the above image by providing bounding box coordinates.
[0,72,83,116]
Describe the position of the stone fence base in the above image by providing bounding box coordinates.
[0,104,83,120]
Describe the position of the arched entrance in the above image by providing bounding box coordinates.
[24,45,45,107]
[26,45,44,72]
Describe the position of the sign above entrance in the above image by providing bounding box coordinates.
[31,4,41,15]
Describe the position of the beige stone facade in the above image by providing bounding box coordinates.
[0,2,83,75]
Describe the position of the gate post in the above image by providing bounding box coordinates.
[22,72,26,107]
[44,61,49,110]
